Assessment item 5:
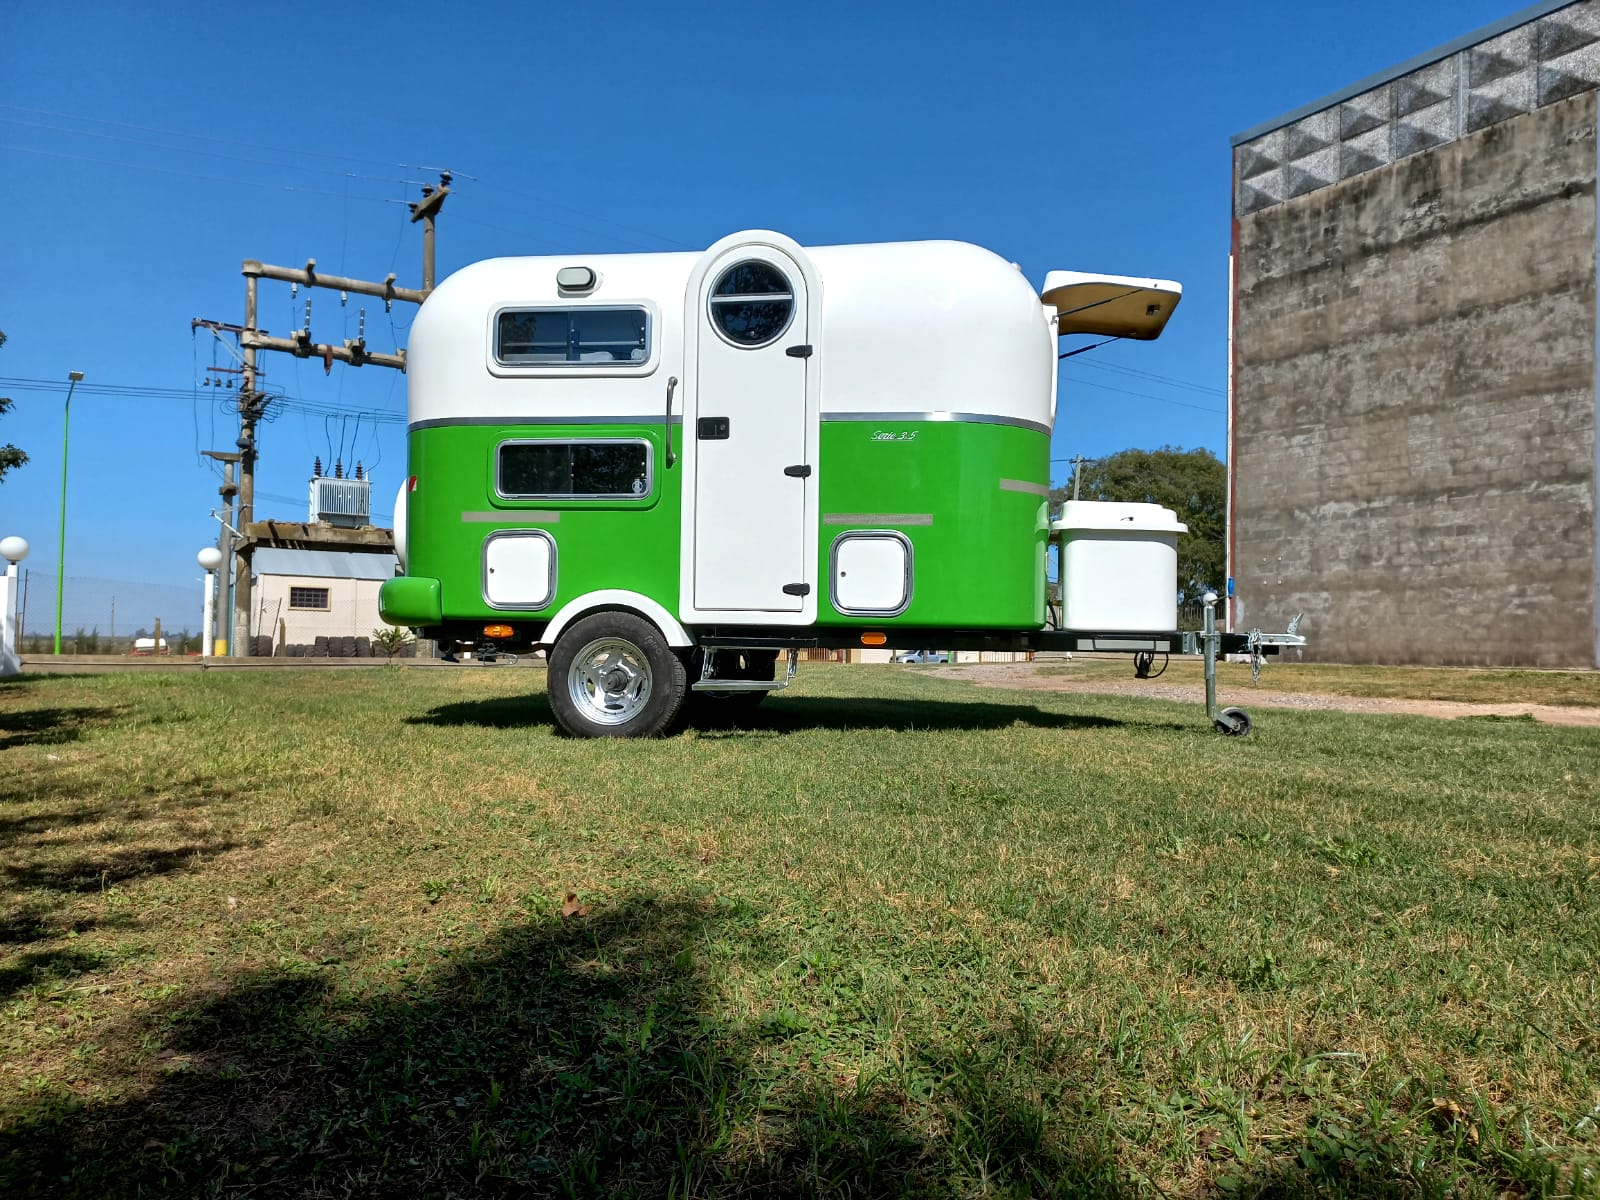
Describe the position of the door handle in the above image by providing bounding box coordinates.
[664,376,678,468]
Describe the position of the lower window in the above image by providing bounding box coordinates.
[498,439,651,500]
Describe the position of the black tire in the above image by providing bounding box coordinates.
[686,649,777,725]
[547,612,688,738]
[313,636,330,658]
[356,636,372,658]
[339,635,358,658]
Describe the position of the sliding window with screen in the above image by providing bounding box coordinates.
[497,439,653,501]
[494,307,650,366]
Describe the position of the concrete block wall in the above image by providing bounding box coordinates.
[1232,91,1598,666]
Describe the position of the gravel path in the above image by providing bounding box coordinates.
[935,662,1600,727]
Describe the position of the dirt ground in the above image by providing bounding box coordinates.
[936,662,1600,728]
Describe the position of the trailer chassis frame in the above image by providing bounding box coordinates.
[695,595,1306,736]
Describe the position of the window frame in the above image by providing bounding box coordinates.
[489,304,656,374]
[707,259,796,349]
[288,585,332,611]
[495,437,655,502]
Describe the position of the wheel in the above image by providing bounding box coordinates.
[686,649,777,725]
[1214,706,1253,737]
[1133,651,1155,678]
[547,612,687,738]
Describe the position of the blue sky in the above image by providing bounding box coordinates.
[0,0,1527,631]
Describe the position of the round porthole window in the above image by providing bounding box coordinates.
[709,260,795,347]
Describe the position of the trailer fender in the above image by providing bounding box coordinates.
[539,591,693,650]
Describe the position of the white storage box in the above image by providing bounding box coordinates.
[1053,501,1187,632]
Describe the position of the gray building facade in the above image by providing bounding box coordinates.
[1230,0,1600,666]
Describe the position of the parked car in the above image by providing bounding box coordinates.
[893,649,948,664]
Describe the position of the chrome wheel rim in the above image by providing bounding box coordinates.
[567,636,652,726]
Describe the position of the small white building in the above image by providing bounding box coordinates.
[253,548,398,655]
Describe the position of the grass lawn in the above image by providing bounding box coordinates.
[1037,657,1600,708]
[1,664,1597,1198]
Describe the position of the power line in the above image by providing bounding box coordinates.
[0,103,422,173]
[0,143,409,205]
[0,376,406,425]
[1062,376,1222,419]
[0,115,412,187]
[1071,358,1226,397]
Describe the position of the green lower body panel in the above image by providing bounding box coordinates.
[399,417,1048,634]
[815,419,1048,628]
[402,422,681,626]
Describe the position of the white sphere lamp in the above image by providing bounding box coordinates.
[0,536,29,565]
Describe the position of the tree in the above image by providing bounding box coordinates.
[1051,446,1226,601]
[0,330,26,485]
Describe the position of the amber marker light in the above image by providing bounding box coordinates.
[483,624,515,639]
[860,632,887,646]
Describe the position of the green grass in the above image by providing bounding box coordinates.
[1036,656,1600,707]
[1,664,1597,1198]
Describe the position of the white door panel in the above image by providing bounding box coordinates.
[484,532,555,609]
[832,534,910,615]
[693,248,810,612]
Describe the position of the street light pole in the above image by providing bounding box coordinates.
[54,370,84,655]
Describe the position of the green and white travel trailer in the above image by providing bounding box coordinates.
[380,229,1298,737]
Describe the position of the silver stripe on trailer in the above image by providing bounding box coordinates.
[820,411,1051,435]
[998,478,1050,496]
[411,415,683,432]
[462,511,560,523]
[822,513,933,526]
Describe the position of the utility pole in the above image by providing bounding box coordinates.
[110,595,115,640]
[1072,454,1086,501]
[211,171,449,656]
[202,450,240,656]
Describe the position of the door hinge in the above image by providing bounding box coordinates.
[782,583,811,597]
[785,344,813,358]
[783,464,812,478]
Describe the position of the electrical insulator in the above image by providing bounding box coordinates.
[291,282,298,298]
[340,290,348,307]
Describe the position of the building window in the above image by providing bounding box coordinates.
[709,260,794,347]
[289,586,331,610]
[498,439,652,500]
[495,307,649,366]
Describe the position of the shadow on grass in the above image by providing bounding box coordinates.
[0,706,121,750]
[0,891,1543,1198]
[408,693,1137,736]
[0,946,108,1001]
[0,893,1133,1199]
[2,779,248,995]
[406,692,557,730]
[750,695,1131,734]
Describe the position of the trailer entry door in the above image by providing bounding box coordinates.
[692,248,810,612]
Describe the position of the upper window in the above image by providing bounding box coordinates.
[495,307,649,366]
[709,260,794,347]
[498,440,652,500]
[289,586,330,610]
